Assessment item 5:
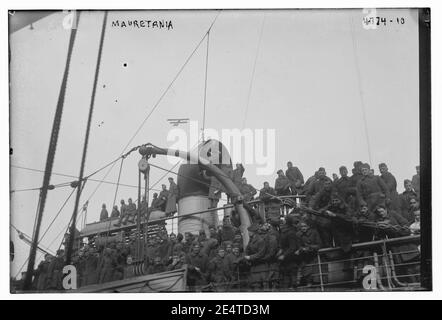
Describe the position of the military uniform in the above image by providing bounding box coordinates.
[110,207,120,218]
[306,176,333,198]
[232,164,245,187]
[99,207,109,221]
[286,166,304,185]
[356,175,390,212]
[158,190,169,212]
[296,227,322,286]
[201,237,219,260]
[79,252,99,286]
[323,202,355,252]
[411,173,420,198]
[208,255,231,291]
[245,232,268,291]
[166,181,178,215]
[239,182,257,202]
[259,186,277,202]
[279,223,301,289]
[398,190,418,215]
[334,176,355,206]
[263,228,280,290]
[309,188,333,248]
[46,255,65,290]
[275,175,292,196]
[35,260,50,291]
[185,250,209,289]
[97,249,117,284]
[381,171,400,210]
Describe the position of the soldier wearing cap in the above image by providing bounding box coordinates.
[278,215,301,289]
[110,205,120,218]
[275,169,292,196]
[35,253,52,291]
[167,253,186,271]
[185,242,209,290]
[296,222,322,287]
[286,161,304,188]
[353,204,376,243]
[309,178,335,248]
[239,177,257,202]
[306,167,332,198]
[99,203,109,221]
[322,193,355,252]
[232,230,244,253]
[46,249,65,290]
[147,256,166,274]
[208,247,230,291]
[259,181,277,202]
[113,199,127,226]
[349,161,363,192]
[97,247,117,284]
[402,197,420,223]
[261,223,279,290]
[379,163,400,209]
[158,184,169,212]
[232,163,245,187]
[244,223,268,291]
[411,165,420,198]
[399,179,419,216]
[79,246,99,286]
[113,198,136,226]
[150,192,162,210]
[165,177,178,216]
[334,166,357,210]
[356,163,390,212]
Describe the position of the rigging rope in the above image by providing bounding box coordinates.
[241,14,266,129]
[119,10,222,155]
[101,157,125,249]
[202,29,210,141]
[54,12,223,212]
[112,158,125,209]
[11,181,74,193]
[66,11,109,265]
[11,165,161,192]
[23,11,81,290]
[349,15,373,164]
[37,187,76,246]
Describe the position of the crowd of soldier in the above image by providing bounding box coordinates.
[29,160,421,291]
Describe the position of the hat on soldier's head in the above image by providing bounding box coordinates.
[379,163,387,168]
[361,163,370,169]
[375,204,386,211]
[277,169,283,174]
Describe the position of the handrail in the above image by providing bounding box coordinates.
[317,235,420,254]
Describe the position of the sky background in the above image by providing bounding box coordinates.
[9,9,420,278]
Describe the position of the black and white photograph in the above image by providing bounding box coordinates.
[7,7,432,294]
